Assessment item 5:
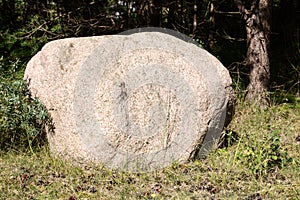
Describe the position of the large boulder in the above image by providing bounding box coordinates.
[25,30,234,171]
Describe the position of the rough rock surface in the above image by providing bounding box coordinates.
[25,32,234,171]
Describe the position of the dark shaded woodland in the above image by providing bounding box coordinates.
[1,0,299,100]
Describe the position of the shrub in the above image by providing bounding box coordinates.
[0,67,51,152]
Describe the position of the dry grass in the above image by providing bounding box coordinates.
[1,98,299,199]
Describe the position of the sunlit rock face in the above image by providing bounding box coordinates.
[25,30,234,172]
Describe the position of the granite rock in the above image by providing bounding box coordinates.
[25,31,234,171]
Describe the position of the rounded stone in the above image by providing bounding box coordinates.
[25,28,234,172]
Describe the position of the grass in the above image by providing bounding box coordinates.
[1,97,300,199]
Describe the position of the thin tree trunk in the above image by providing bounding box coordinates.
[167,1,176,29]
[192,1,197,38]
[150,0,161,27]
[236,0,271,105]
[208,1,215,50]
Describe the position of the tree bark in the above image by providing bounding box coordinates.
[150,0,161,27]
[236,0,271,105]
[208,1,215,51]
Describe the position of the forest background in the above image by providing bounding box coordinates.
[1,0,299,97]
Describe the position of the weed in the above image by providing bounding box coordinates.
[234,128,292,175]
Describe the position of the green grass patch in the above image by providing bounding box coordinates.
[1,96,299,199]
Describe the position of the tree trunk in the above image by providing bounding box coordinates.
[236,0,272,105]
[208,1,215,50]
[167,1,176,29]
[149,0,161,27]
